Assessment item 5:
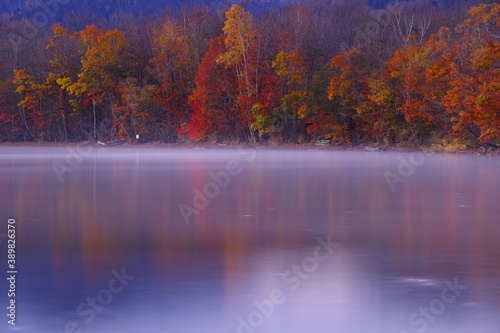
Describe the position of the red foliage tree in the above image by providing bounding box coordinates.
[185,36,242,141]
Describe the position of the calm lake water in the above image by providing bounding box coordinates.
[1,146,499,333]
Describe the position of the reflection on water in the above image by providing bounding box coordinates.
[1,147,499,333]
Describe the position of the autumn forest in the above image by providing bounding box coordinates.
[0,1,498,148]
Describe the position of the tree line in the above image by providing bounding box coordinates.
[0,1,498,147]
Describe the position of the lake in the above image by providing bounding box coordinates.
[1,146,499,333]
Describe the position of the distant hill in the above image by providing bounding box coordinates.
[1,0,287,19]
[0,0,485,22]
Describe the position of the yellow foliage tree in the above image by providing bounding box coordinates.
[217,5,258,142]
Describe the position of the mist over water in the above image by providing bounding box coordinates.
[1,147,499,333]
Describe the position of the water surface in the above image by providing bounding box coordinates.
[1,147,499,333]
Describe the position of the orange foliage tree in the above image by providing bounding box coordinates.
[56,24,126,141]
[439,4,500,143]
[386,27,451,142]
[326,48,371,142]
[150,17,197,142]
[45,24,80,141]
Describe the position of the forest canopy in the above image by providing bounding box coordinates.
[0,0,498,148]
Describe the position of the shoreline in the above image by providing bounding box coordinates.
[0,141,498,155]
